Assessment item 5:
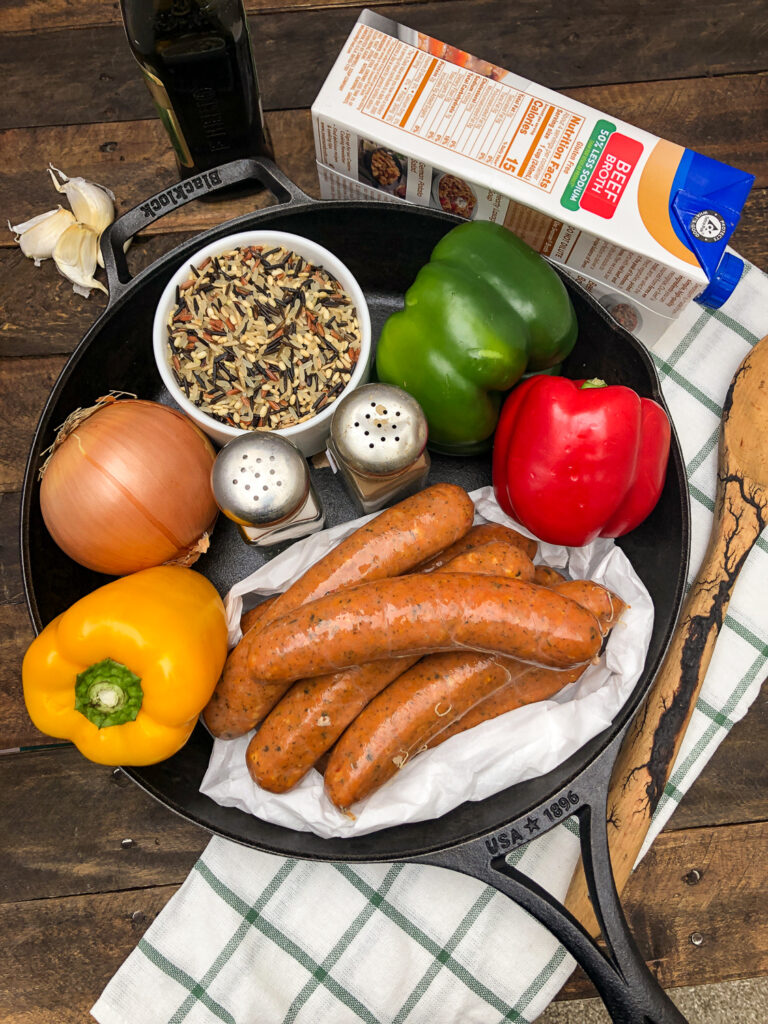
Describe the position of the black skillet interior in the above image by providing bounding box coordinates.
[20,199,690,863]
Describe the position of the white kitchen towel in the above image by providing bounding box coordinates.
[92,261,768,1024]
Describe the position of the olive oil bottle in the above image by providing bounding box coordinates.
[120,0,273,185]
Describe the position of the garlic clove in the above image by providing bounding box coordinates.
[8,206,76,266]
[96,235,132,270]
[49,164,116,235]
[53,222,108,298]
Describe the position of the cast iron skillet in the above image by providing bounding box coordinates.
[21,159,691,1024]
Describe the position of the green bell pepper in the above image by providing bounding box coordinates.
[375,221,578,455]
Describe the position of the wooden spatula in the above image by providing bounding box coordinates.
[566,334,768,935]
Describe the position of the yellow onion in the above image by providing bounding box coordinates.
[39,397,219,575]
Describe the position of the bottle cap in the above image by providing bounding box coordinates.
[695,252,744,309]
[329,383,428,477]
[212,432,310,527]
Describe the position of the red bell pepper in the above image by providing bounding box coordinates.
[492,376,671,547]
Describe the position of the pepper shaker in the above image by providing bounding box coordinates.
[211,432,324,546]
[327,383,430,514]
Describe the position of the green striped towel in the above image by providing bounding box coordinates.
[92,262,768,1024]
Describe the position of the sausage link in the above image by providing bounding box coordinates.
[250,574,602,684]
[247,540,535,792]
[416,523,537,572]
[324,651,511,807]
[437,542,534,581]
[239,596,278,636]
[250,660,421,793]
[553,579,627,635]
[533,565,566,587]
[427,665,584,751]
[203,483,475,739]
[324,579,625,808]
[428,582,628,749]
[221,535,527,745]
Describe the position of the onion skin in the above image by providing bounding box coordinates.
[40,399,219,575]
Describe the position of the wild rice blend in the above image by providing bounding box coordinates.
[166,245,362,430]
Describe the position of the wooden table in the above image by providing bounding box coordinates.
[2,1,767,1019]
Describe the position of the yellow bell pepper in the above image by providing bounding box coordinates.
[22,566,228,766]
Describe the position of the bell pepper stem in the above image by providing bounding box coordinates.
[580,378,608,390]
[74,658,143,729]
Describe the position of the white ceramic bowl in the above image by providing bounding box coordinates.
[153,230,372,456]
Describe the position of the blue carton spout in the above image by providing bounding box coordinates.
[669,151,754,308]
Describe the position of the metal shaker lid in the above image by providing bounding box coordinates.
[329,383,427,476]
[211,432,310,527]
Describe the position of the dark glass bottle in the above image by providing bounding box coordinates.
[120,0,273,185]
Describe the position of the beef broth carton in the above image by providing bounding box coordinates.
[312,10,754,344]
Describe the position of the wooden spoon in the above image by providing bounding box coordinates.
[566,334,768,936]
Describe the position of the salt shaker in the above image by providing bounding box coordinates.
[211,432,324,546]
[327,383,430,514]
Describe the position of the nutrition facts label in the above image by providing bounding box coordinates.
[344,24,584,193]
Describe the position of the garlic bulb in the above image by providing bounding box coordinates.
[9,207,76,266]
[49,165,115,235]
[9,165,118,297]
[52,223,108,298]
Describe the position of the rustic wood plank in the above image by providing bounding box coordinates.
[560,820,768,1000]
[1,2,767,130]
[569,73,768,179]
[1,91,766,266]
[4,75,767,232]
[1,109,318,247]
[0,0,406,35]
[0,747,208,905]
[729,187,768,271]
[0,604,48,751]
[2,72,765,253]
[0,819,764,1019]
[0,885,183,1023]
[0,491,23,605]
[1,672,767,901]
[0,226,261,358]
[0,232,200,360]
[2,246,107,360]
[0,356,67,494]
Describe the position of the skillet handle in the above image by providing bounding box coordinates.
[100,157,309,305]
[416,731,687,1024]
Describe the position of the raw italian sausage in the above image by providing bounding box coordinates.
[247,540,536,792]
[426,665,584,751]
[203,482,475,739]
[325,652,522,807]
[239,596,278,636]
[533,565,566,587]
[416,522,537,572]
[436,542,534,581]
[251,660,421,793]
[249,574,603,685]
[323,579,625,808]
[553,579,626,635]
[427,583,628,749]
[232,540,533,742]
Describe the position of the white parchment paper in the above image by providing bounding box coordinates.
[200,486,653,837]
